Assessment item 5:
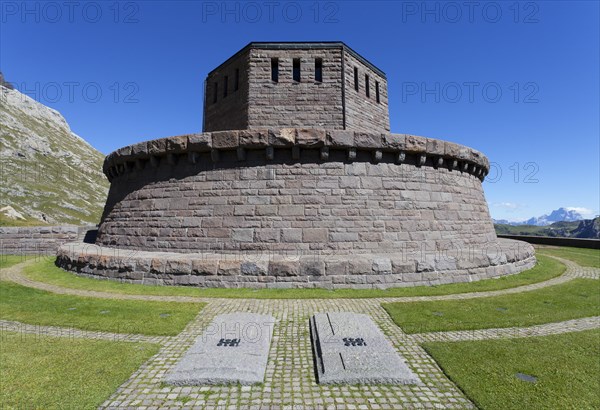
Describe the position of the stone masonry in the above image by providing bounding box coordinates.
[0,225,92,255]
[95,130,491,254]
[57,42,536,288]
[203,42,389,134]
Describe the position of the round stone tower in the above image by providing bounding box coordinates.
[57,42,535,288]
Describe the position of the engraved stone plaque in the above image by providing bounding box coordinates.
[310,312,420,385]
[165,313,275,385]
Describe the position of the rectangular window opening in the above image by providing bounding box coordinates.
[354,67,359,91]
[365,74,370,98]
[376,81,380,103]
[234,68,239,91]
[223,76,228,97]
[293,58,301,82]
[271,58,279,82]
[213,82,218,103]
[315,58,323,83]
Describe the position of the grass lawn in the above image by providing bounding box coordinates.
[0,331,159,409]
[20,254,563,299]
[0,281,203,336]
[537,246,600,268]
[423,329,600,409]
[0,254,35,269]
[383,278,600,334]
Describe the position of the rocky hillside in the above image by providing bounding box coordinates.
[495,217,600,239]
[571,218,600,239]
[0,78,108,225]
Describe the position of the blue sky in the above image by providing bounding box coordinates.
[2,0,598,221]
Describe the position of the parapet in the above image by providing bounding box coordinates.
[102,128,490,183]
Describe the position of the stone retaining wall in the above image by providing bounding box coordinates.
[0,225,93,255]
[498,234,600,250]
[56,239,536,289]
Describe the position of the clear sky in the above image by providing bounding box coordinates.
[2,0,598,221]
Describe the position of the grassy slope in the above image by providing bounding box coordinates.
[0,332,159,409]
[0,280,203,336]
[0,87,108,225]
[423,329,600,410]
[537,247,600,268]
[0,213,50,227]
[384,278,600,334]
[494,221,580,236]
[21,254,562,299]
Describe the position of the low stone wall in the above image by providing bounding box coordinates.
[0,225,94,255]
[56,239,536,289]
[498,234,600,250]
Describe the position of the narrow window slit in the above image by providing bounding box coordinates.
[315,58,323,83]
[271,58,279,83]
[293,58,301,82]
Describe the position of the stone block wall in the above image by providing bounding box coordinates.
[203,48,250,132]
[202,43,390,133]
[97,129,493,254]
[56,239,536,289]
[246,47,344,129]
[343,51,389,134]
[0,225,92,255]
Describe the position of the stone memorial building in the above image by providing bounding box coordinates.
[57,42,535,288]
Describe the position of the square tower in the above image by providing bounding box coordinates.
[203,42,390,133]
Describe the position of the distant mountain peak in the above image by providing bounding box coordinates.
[494,207,590,227]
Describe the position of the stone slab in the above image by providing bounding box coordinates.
[310,312,420,385]
[165,313,275,385]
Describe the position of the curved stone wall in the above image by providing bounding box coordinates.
[56,239,536,289]
[54,127,537,288]
[97,129,494,254]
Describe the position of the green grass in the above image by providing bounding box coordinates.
[0,214,49,227]
[423,329,600,409]
[20,254,563,299]
[537,246,600,268]
[494,221,581,237]
[383,278,600,334]
[0,331,159,409]
[0,254,34,269]
[0,280,203,336]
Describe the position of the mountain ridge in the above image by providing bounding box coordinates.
[494,217,600,239]
[0,77,109,225]
[493,207,596,226]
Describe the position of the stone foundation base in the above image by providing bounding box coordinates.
[55,239,536,289]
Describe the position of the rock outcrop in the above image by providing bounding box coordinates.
[0,79,108,225]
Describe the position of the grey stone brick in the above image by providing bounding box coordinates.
[212,130,239,149]
[281,229,302,243]
[231,229,254,242]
